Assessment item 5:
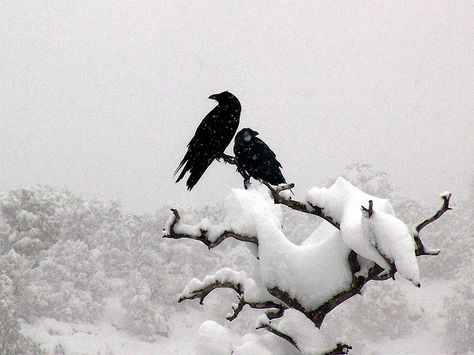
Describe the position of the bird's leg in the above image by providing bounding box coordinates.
[235,166,251,189]
[218,153,237,165]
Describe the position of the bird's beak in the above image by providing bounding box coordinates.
[209,94,218,100]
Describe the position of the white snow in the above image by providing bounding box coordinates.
[233,333,273,355]
[195,320,290,355]
[440,191,451,198]
[6,181,457,354]
[195,321,237,355]
[362,209,420,286]
[226,186,353,310]
[180,267,276,304]
[163,214,228,242]
[224,185,281,237]
[267,309,329,355]
[306,177,418,283]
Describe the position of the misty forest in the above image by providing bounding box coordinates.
[2,2,474,355]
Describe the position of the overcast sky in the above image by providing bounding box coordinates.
[1,1,473,213]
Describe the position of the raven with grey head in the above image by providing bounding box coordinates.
[233,128,286,185]
[174,91,241,190]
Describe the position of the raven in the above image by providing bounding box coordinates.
[233,128,286,185]
[174,91,241,190]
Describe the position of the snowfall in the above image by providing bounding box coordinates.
[0,164,472,354]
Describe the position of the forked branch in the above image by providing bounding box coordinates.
[306,194,452,327]
[414,192,452,256]
[179,278,286,322]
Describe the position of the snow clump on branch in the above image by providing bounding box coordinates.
[307,177,420,286]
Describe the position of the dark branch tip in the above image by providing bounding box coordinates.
[361,200,374,217]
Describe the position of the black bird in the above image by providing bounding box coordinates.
[174,91,241,190]
[233,128,286,185]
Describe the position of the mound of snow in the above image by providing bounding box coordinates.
[226,187,352,310]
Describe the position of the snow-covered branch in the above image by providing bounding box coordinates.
[257,322,301,352]
[166,178,452,353]
[324,343,353,355]
[300,193,452,327]
[163,209,258,248]
[256,310,352,354]
[179,279,242,305]
[178,268,285,322]
[261,181,341,229]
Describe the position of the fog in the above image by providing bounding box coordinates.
[1,1,473,212]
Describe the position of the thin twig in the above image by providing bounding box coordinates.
[414,193,451,256]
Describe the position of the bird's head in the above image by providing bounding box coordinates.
[238,127,259,142]
[209,91,237,103]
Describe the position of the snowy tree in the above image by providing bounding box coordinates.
[0,275,42,354]
[164,163,452,353]
[443,282,474,352]
[18,239,107,323]
[120,271,169,341]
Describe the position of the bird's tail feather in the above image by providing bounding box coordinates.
[186,157,213,190]
[174,151,191,180]
[175,161,190,183]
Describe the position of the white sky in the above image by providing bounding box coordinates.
[1,1,473,212]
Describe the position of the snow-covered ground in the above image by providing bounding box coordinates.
[19,280,456,354]
[21,297,209,355]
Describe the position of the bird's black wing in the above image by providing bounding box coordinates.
[253,138,282,168]
[175,104,239,190]
[174,107,220,188]
[174,107,218,177]
[237,137,285,185]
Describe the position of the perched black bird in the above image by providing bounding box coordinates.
[174,91,241,190]
[233,128,286,185]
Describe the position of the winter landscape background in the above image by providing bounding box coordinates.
[0,164,473,354]
[1,1,473,354]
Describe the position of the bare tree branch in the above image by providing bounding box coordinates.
[227,299,287,322]
[257,323,301,352]
[163,209,258,248]
[415,192,452,234]
[414,192,451,256]
[178,280,242,305]
[361,200,373,217]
